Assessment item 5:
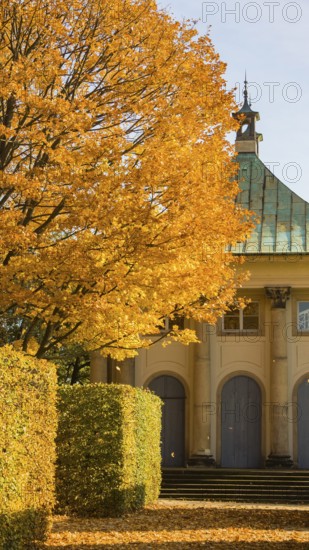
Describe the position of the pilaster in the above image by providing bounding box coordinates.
[89,351,107,383]
[188,323,215,467]
[265,287,293,468]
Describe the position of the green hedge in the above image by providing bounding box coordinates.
[56,384,162,517]
[0,345,57,549]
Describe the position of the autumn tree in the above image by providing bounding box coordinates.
[0,0,252,360]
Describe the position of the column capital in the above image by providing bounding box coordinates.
[265,287,291,308]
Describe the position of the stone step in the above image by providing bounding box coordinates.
[160,494,309,503]
[160,469,309,503]
[161,484,309,495]
[162,469,309,476]
[160,496,309,504]
[161,482,309,491]
[164,477,309,486]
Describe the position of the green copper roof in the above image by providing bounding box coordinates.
[231,153,309,254]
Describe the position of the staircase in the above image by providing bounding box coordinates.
[160,468,309,503]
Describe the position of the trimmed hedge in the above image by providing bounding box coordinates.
[56,384,162,517]
[0,345,57,549]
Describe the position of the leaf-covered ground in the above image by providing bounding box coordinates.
[43,501,309,549]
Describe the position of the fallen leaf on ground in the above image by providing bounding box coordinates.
[43,501,309,549]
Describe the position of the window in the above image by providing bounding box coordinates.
[222,302,259,332]
[297,302,309,331]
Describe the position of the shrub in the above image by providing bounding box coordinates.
[56,384,162,517]
[0,345,57,549]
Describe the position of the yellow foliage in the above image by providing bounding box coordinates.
[56,384,161,516]
[0,345,57,547]
[0,0,253,358]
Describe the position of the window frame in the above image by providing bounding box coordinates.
[222,301,260,333]
[297,301,309,332]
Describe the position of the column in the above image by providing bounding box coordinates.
[89,351,107,383]
[118,357,135,386]
[265,287,293,467]
[188,322,215,466]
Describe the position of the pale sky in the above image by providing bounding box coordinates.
[160,0,309,202]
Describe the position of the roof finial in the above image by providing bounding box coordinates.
[244,71,248,102]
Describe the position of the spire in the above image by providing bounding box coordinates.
[237,74,255,114]
[244,71,248,103]
[232,73,263,156]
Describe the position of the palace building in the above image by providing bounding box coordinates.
[90,80,309,470]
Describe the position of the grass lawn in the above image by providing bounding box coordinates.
[42,501,309,549]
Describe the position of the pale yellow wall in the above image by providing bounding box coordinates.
[238,254,309,288]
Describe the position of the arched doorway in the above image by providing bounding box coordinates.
[298,378,309,468]
[221,375,262,468]
[148,375,185,467]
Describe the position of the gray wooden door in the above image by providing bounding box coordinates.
[298,379,309,468]
[221,376,262,468]
[149,375,185,467]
